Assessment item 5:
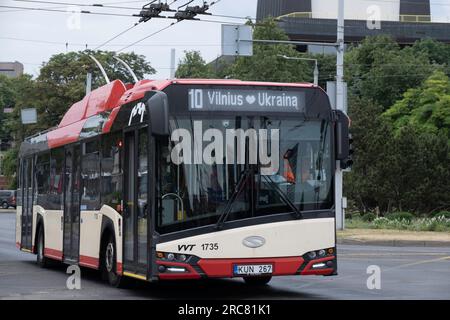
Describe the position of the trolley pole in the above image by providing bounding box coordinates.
[335,0,345,230]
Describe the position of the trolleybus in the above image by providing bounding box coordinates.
[16,78,351,286]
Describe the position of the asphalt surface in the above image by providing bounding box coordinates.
[1,210,449,300]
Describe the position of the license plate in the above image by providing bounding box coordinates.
[233,264,273,275]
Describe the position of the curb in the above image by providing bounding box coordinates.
[337,238,450,247]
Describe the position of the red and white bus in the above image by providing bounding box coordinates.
[16,78,351,286]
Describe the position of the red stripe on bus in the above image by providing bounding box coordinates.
[197,256,305,278]
[79,255,99,269]
[117,262,123,275]
[300,256,335,276]
[44,248,63,260]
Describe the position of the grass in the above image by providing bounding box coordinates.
[346,215,450,232]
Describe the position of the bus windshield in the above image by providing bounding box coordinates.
[157,116,333,234]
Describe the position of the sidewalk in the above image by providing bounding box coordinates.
[337,228,450,247]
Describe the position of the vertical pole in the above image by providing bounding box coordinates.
[86,72,92,95]
[335,0,345,230]
[313,61,319,86]
[170,48,176,79]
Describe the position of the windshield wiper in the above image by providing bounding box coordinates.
[262,174,303,219]
[215,166,253,230]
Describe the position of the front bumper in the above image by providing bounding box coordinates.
[156,252,337,280]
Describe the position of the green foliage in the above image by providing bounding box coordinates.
[384,70,450,140]
[412,38,450,67]
[175,51,214,79]
[372,216,450,232]
[346,35,435,109]
[346,38,450,214]
[386,212,415,222]
[345,98,397,212]
[361,213,376,222]
[1,147,18,189]
[229,19,311,82]
[430,211,450,219]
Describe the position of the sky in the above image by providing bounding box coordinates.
[0,0,449,79]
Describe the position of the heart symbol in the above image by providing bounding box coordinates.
[246,95,256,104]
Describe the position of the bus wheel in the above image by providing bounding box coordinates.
[243,276,272,286]
[36,226,49,268]
[102,234,125,288]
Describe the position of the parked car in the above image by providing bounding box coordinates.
[0,190,16,209]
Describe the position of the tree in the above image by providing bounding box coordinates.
[345,35,435,109]
[384,70,450,140]
[412,38,450,67]
[175,51,214,78]
[345,98,398,212]
[229,18,312,82]
[346,97,450,214]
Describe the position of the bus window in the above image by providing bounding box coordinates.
[101,132,122,212]
[35,152,50,208]
[81,139,100,210]
[137,128,148,264]
[49,148,64,210]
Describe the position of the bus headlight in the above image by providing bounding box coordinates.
[308,251,317,259]
[167,253,175,261]
[157,251,192,263]
[318,249,326,257]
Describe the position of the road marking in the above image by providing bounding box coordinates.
[340,253,449,257]
[388,256,450,270]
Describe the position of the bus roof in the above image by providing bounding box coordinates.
[20,79,322,155]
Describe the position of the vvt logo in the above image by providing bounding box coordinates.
[178,244,196,251]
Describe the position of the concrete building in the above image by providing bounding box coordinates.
[257,0,450,47]
[0,61,24,78]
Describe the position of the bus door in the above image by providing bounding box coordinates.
[63,145,81,263]
[20,157,34,251]
[123,127,150,276]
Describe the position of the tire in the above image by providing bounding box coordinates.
[36,226,49,268]
[243,276,272,286]
[101,233,126,288]
[2,202,9,209]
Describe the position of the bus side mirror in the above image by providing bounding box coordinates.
[145,91,169,136]
[335,110,353,168]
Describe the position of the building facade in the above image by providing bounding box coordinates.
[0,61,24,78]
[257,0,450,45]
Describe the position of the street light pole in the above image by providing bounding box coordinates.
[277,54,319,86]
[335,0,346,230]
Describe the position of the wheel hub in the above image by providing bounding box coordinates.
[105,243,114,273]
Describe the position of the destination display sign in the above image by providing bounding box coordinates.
[188,88,305,112]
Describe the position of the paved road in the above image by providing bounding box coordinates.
[1,211,449,300]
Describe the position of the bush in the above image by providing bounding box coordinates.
[386,211,415,222]
[372,216,450,232]
[430,211,450,219]
[362,212,376,222]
